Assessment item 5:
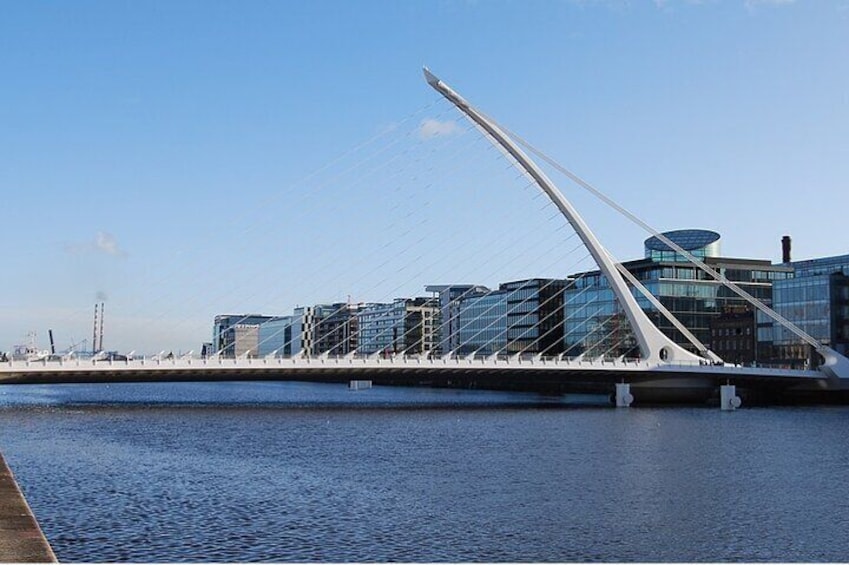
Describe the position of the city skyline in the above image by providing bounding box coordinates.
[2,0,847,354]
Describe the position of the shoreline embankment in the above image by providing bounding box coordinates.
[0,453,57,563]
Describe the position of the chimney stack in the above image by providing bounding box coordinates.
[781,235,792,264]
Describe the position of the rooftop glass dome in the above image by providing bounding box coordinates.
[644,229,721,262]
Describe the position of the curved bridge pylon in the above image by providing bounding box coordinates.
[423,67,849,382]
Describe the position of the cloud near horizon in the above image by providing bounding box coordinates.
[65,231,128,258]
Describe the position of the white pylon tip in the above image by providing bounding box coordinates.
[423,67,440,87]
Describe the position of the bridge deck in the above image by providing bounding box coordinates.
[0,355,830,391]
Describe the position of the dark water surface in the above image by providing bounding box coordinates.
[1,381,848,562]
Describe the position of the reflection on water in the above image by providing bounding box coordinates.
[1,382,848,562]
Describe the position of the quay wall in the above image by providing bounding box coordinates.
[0,453,57,563]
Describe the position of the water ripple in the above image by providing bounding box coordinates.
[1,383,848,562]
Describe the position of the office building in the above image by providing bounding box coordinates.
[762,252,849,368]
[563,229,793,359]
[314,303,361,356]
[257,316,294,357]
[213,314,277,358]
[455,288,508,355]
[356,298,438,355]
[426,284,492,355]
[502,278,567,355]
[290,303,360,357]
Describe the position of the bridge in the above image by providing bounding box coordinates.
[1,352,840,406]
[3,69,848,409]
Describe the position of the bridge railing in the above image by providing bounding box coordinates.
[1,352,824,379]
[2,352,665,370]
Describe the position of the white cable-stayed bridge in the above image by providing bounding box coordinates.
[3,69,848,409]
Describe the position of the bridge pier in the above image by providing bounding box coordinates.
[615,383,633,408]
[720,384,742,411]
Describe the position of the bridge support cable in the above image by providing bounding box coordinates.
[318,170,582,359]
[212,84,601,362]
[424,68,706,367]
[562,303,612,358]
[252,126,585,361]
[156,101,459,356]
[452,275,565,359]
[492,116,849,379]
[386,206,591,360]
[378,228,588,360]
[564,307,628,360]
[355,122,583,359]
[510,263,670,362]
[438,238,593,359]
[512,271,607,359]
[614,263,721,363]
[15,100,445,360]
[272,181,571,362]
[208,111,481,356]
[433,244,591,359]
[220,113,515,358]
[322,118,597,360]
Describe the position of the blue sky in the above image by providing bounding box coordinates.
[1,0,847,354]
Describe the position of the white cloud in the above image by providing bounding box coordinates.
[95,231,127,257]
[418,118,462,140]
[65,231,128,258]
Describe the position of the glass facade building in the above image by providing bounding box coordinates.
[426,284,491,355]
[644,229,721,262]
[257,316,294,357]
[356,298,438,355]
[762,254,849,368]
[455,289,508,355]
[563,230,793,359]
[502,278,566,355]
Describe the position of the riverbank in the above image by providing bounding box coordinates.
[0,453,56,563]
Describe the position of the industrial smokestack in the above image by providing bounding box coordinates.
[99,302,105,352]
[92,303,99,354]
[782,235,792,264]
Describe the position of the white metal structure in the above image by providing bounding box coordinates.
[1,69,847,398]
[424,68,849,380]
[0,352,829,383]
[423,68,705,366]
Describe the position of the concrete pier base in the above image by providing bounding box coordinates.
[615,383,634,407]
[720,384,742,411]
[0,453,56,563]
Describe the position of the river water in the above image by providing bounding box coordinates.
[1,381,848,562]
